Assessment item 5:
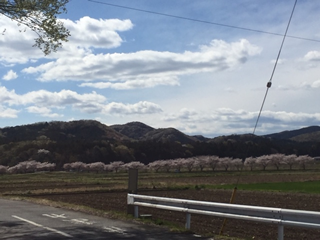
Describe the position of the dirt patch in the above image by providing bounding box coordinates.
[32,188,320,240]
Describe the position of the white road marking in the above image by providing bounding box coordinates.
[12,215,73,238]
[43,213,95,225]
[103,226,127,234]
[63,218,95,225]
[42,213,67,219]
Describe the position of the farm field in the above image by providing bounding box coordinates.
[1,169,320,240]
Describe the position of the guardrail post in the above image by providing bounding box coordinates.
[127,169,138,216]
[128,169,138,194]
[185,213,191,229]
[134,205,139,218]
[278,224,284,240]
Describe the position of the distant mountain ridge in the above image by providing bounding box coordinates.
[0,120,129,143]
[110,122,199,144]
[110,122,154,140]
[0,120,319,144]
[0,120,319,168]
[264,126,320,142]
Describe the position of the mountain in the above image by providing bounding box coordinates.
[140,127,200,144]
[0,120,319,168]
[110,122,154,140]
[192,135,210,142]
[111,122,201,144]
[0,120,129,143]
[264,126,320,142]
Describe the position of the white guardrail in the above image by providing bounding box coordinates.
[127,194,320,240]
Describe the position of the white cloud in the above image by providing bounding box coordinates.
[162,107,320,136]
[79,76,180,89]
[311,80,320,88]
[270,58,285,64]
[262,111,320,123]
[304,51,320,61]
[0,16,133,64]
[0,87,107,109]
[23,39,261,90]
[0,86,162,118]
[26,106,63,118]
[63,16,133,49]
[0,86,18,103]
[163,108,198,121]
[18,90,107,107]
[0,105,19,118]
[102,101,162,115]
[276,80,320,90]
[299,80,320,89]
[2,70,18,81]
[163,108,254,124]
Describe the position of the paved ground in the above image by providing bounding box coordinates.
[0,198,211,240]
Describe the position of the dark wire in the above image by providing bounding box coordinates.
[88,0,319,43]
[233,0,298,200]
[252,0,297,135]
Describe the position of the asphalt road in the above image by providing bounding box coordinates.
[0,198,212,240]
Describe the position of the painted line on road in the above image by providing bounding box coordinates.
[103,226,129,234]
[43,213,67,219]
[64,218,95,225]
[12,215,73,238]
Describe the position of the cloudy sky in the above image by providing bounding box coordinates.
[0,0,319,137]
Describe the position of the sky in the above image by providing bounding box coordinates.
[0,0,320,138]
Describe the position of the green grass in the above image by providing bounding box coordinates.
[211,181,320,194]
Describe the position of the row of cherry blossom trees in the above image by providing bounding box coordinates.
[0,154,315,174]
[155,154,314,172]
[0,160,56,174]
[62,161,145,173]
[245,154,314,171]
[61,154,315,173]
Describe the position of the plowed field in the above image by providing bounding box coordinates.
[25,171,320,240]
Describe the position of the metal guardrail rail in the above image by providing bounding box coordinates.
[127,194,320,240]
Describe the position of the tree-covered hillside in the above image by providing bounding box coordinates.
[0,120,319,168]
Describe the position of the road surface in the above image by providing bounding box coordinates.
[0,198,211,240]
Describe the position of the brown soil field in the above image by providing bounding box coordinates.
[31,189,320,240]
[21,171,320,240]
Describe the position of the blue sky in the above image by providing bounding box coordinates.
[0,0,320,137]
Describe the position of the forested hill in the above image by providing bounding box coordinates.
[110,121,200,144]
[264,126,320,142]
[0,120,319,168]
[0,120,129,143]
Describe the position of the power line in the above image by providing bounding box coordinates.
[88,0,320,43]
[252,0,297,135]
[220,2,298,235]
